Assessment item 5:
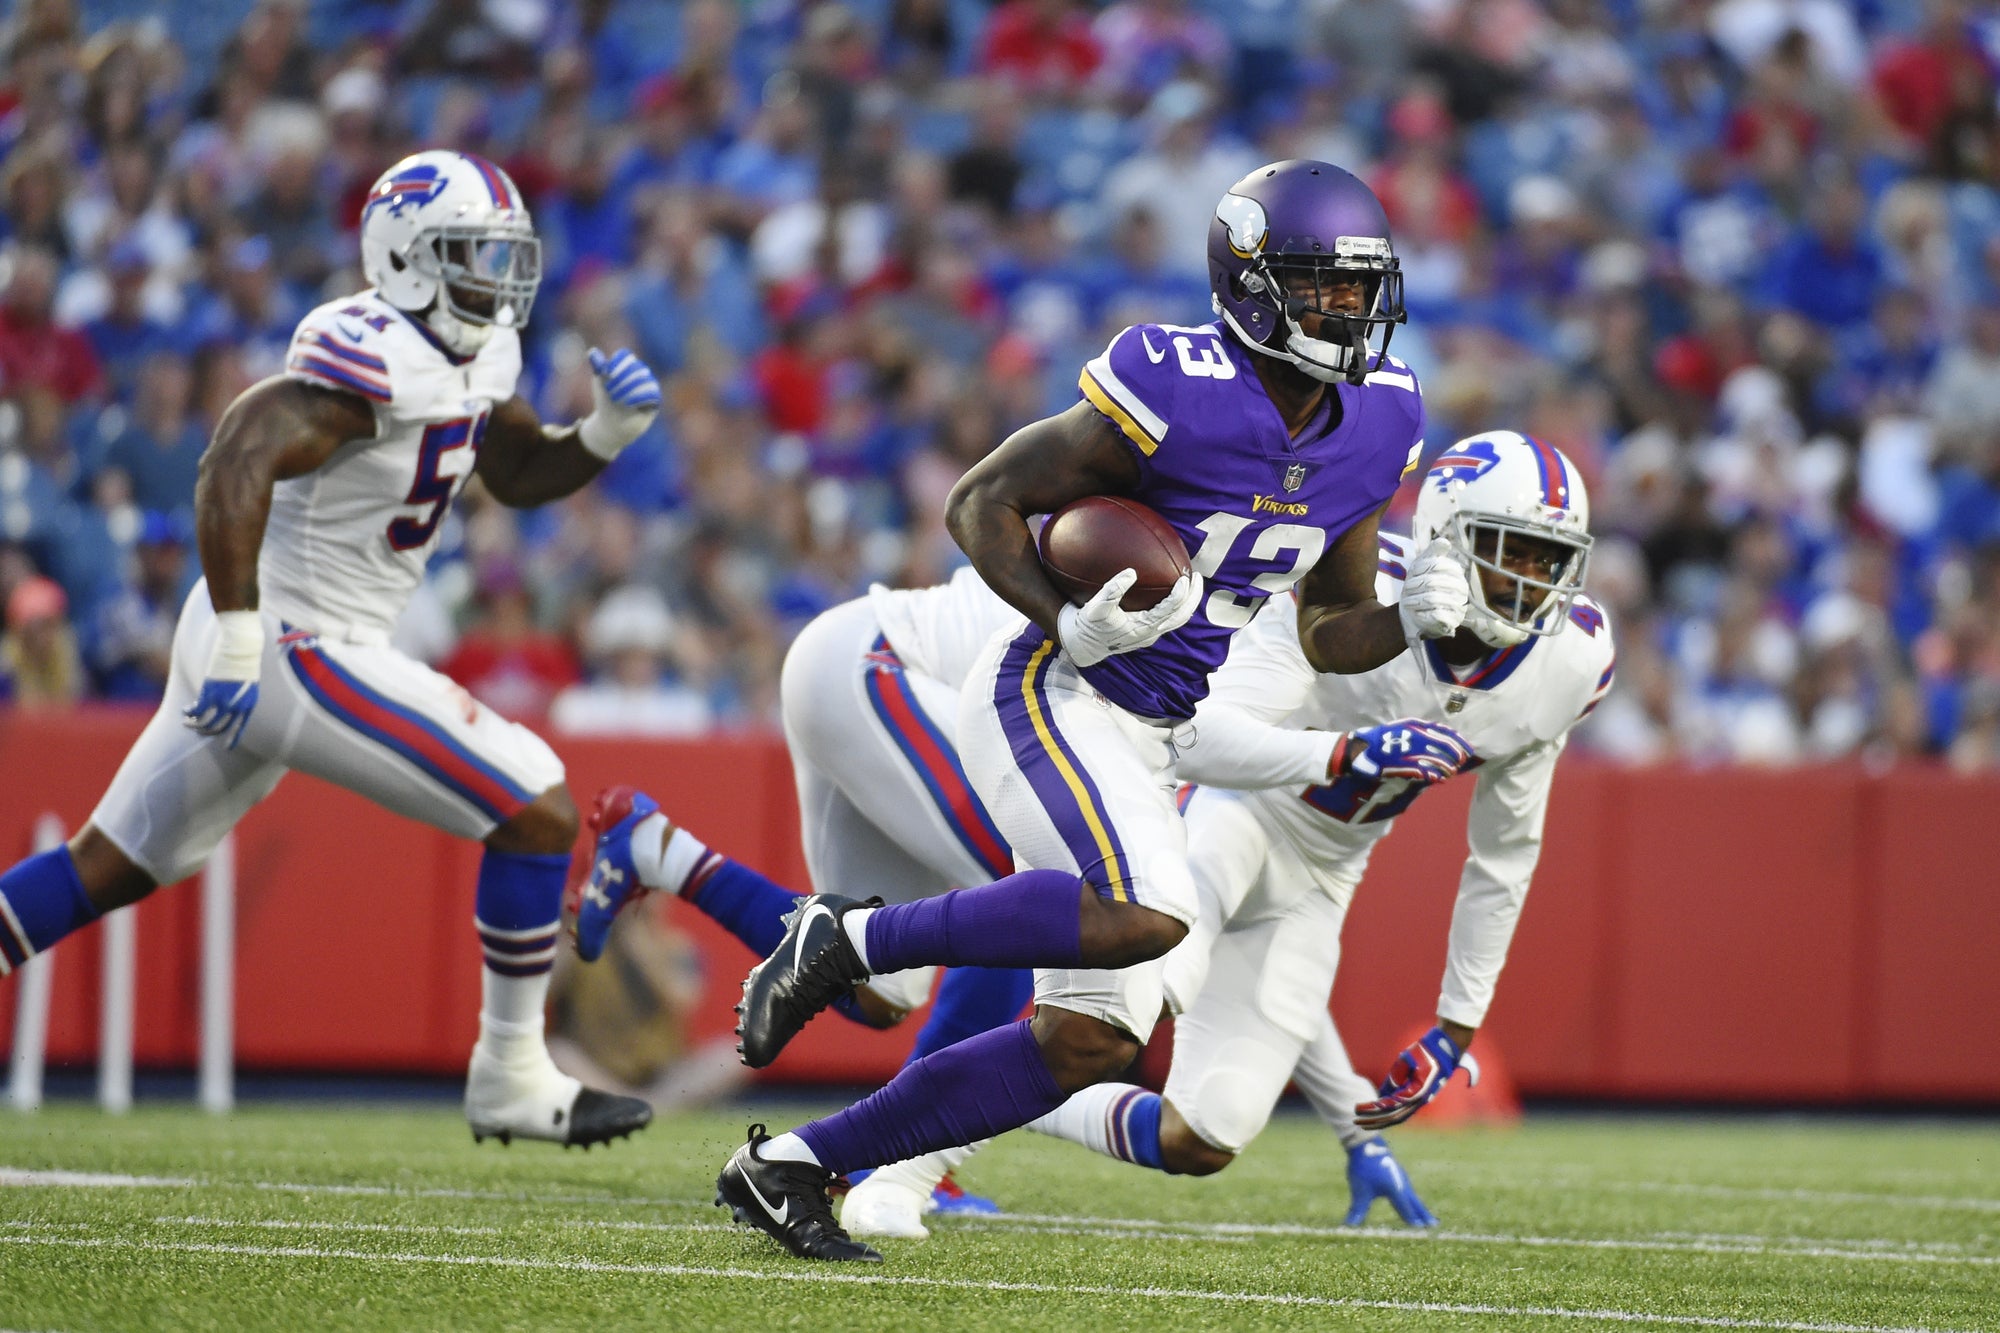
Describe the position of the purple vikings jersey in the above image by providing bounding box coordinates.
[1073,322,1424,720]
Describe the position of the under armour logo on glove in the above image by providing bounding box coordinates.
[1354,1026,1481,1131]
[1336,720,1473,784]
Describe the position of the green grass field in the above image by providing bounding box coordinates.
[0,1102,1994,1332]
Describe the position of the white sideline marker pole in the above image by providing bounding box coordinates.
[6,815,66,1112]
[98,901,136,1115]
[199,834,234,1114]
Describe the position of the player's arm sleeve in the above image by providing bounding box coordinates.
[1177,602,1340,789]
[283,307,394,412]
[1436,736,1564,1029]
[1077,325,1174,470]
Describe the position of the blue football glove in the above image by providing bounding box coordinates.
[182,610,263,749]
[1354,1026,1481,1131]
[183,679,258,748]
[1336,719,1474,784]
[578,347,662,460]
[1344,1137,1437,1227]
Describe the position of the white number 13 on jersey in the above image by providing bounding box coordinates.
[1188,513,1326,628]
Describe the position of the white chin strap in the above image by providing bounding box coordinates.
[1465,604,1531,649]
[1281,329,1350,383]
[425,304,494,356]
[1216,304,1354,383]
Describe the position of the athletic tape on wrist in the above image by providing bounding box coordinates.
[208,610,264,680]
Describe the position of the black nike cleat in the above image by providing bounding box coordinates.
[471,1087,653,1148]
[715,1124,882,1263]
[736,892,875,1068]
[565,1088,655,1147]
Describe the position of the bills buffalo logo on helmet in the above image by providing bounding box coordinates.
[1426,437,1504,493]
[364,164,450,221]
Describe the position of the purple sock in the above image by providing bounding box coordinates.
[862,868,1082,973]
[797,1019,1064,1175]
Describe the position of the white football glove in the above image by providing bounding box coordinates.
[1057,567,1201,669]
[1398,537,1471,640]
[577,347,663,460]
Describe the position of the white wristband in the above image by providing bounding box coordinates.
[577,411,632,461]
[207,610,264,681]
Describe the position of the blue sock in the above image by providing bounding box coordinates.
[0,845,100,972]
[686,856,802,958]
[473,849,567,979]
[684,856,881,1027]
[906,966,1035,1063]
[1116,1090,1167,1171]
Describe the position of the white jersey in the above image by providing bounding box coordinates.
[1177,531,1616,1026]
[868,565,1017,690]
[267,290,523,639]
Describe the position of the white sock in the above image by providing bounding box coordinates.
[632,814,710,894]
[760,1131,820,1166]
[841,906,875,971]
[477,969,550,1063]
[1028,1082,1153,1163]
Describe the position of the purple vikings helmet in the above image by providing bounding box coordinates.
[1208,160,1406,385]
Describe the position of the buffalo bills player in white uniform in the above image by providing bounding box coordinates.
[570,570,1034,1213]
[712,161,1483,1263]
[843,432,1613,1236]
[0,151,664,1147]
[574,569,1024,1030]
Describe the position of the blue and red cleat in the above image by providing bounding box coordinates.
[930,1173,1001,1216]
[838,1169,1000,1216]
[1343,1136,1437,1227]
[567,786,659,962]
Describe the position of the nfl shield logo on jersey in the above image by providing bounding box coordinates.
[1283,462,1307,493]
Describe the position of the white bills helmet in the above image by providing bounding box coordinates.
[359,150,540,356]
[1411,430,1593,646]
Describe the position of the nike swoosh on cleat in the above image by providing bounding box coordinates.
[794,902,834,976]
[1139,331,1165,363]
[741,1166,789,1226]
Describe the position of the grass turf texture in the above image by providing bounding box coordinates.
[0,1105,1995,1332]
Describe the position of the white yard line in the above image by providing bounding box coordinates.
[0,1169,195,1189]
[18,1164,2000,1219]
[1435,1171,2000,1215]
[0,1232,1969,1333]
[1624,1182,2000,1214]
[154,1216,503,1237]
[951,1212,2000,1266]
[3,1166,1993,1267]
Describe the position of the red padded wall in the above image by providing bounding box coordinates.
[5,710,1997,1102]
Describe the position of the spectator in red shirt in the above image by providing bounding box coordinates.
[0,246,104,404]
[978,0,1102,99]
[438,559,582,726]
[1370,93,1482,247]
[1873,1,1995,151]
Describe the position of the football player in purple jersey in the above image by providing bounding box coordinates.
[716,160,1480,1261]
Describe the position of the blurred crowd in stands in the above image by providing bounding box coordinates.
[4,0,2000,768]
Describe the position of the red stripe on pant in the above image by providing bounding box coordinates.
[872,668,1012,879]
[291,647,527,822]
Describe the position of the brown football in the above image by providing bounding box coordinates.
[1037,496,1193,611]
